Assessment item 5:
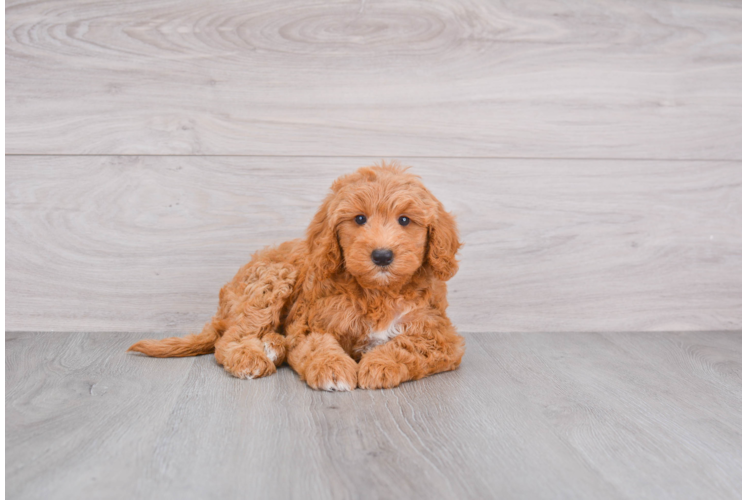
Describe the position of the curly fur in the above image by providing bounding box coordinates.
[129,162,465,390]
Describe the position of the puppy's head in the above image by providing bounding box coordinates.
[306,163,461,289]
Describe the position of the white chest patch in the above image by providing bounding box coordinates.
[365,315,403,352]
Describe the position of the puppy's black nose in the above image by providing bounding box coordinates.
[371,248,394,267]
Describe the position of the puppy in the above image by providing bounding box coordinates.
[129,163,465,390]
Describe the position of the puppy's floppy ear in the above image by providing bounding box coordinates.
[427,202,461,281]
[306,194,342,279]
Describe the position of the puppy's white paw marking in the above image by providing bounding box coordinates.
[232,370,257,380]
[322,379,352,392]
[263,342,278,363]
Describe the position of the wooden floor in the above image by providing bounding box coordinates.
[6,331,741,500]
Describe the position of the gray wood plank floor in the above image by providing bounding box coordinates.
[6,331,741,500]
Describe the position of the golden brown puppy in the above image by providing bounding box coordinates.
[129,163,464,390]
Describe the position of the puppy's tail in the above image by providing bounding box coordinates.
[127,323,221,358]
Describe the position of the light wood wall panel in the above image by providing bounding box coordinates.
[6,156,740,333]
[5,0,741,159]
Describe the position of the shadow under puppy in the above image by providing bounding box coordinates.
[129,163,465,390]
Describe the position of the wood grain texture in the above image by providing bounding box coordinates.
[6,331,741,500]
[5,0,740,158]
[6,156,740,333]
[5,332,196,499]
[474,331,741,499]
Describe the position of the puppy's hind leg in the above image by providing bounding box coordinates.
[214,262,297,379]
[215,329,289,380]
[214,328,277,379]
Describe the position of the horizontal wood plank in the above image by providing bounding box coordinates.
[5,156,740,333]
[5,0,741,159]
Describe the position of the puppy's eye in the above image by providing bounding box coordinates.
[355,215,367,225]
[398,216,410,226]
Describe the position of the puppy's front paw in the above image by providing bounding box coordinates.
[358,354,409,389]
[217,340,276,379]
[304,355,357,392]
